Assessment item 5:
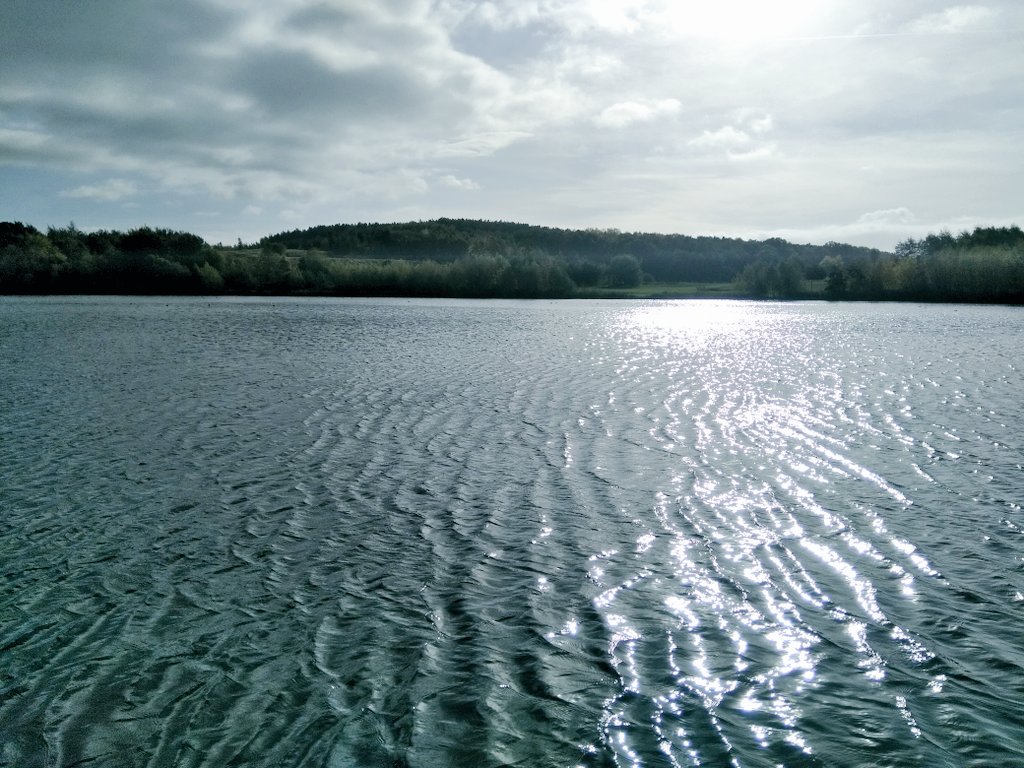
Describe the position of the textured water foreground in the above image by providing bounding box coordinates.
[1,297,1022,767]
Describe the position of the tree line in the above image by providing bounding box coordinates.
[1,219,1021,302]
[0,222,581,298]
[815,225,1024,302]
[260,218,886,284]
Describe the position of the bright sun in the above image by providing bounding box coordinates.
[659,0,820,41]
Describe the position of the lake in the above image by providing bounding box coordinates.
[1,297,1022,767]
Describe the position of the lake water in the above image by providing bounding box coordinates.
[1,297,1022,768]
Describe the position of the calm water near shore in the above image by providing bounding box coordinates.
[1,296,1022,767]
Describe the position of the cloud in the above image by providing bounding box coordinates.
[0,0,1022,248]
[0,0,534,207]
[687,115,778,161]
[595,98,681,128]
[565,0,648,34]
[0,127,51,161]
[726,146,777,162]
[907,5,995,34]
[749,115,773,134]
[856,207,917,227]
[443,0,545,31]
[61,179,138,202]
[688,125,751,149]
[438,174,480,190]
[435,132,533,158]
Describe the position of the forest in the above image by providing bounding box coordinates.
[1,218,1022,302]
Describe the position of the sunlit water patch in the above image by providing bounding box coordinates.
[1,297,1022,767]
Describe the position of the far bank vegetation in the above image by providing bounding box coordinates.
[1,218,1022,303]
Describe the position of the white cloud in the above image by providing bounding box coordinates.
[61,178,137,202]
[0,126,49,153]
[727,145,776,162]
[435,131,532,158]
[438,174,480,190]
[749,115,773,134]
[434,0,545,30]
[856,207,917,227]
[569,0,648,34]
[908,5,995,34]
[689,111,776,151]
[596,98,681,128]
[686,110,781,162]
[689,125,751,149]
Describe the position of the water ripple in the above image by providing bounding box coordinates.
[1,297,1022,767]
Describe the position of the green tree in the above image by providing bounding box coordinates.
[567,259,604,287]
[298,251,336,291]
[606,254,642,288]
[196,262,225,291]
[821,255,847,299]
[254,251,295,291]
[777,258,803,297]
[0,233,68,290]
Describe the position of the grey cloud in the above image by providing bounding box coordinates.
[448,16,559,72]
[231,50,428,119]
[285,2,364,33]
[281,1,448,58]
[0,127,53,163]
[0,1,233,80]
[0,0,521,203]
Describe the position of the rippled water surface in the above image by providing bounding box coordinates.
[2,297,1022,767]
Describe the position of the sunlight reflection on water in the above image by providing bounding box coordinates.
[585,299,1012,765]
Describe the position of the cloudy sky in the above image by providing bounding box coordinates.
[2,1,1021,248]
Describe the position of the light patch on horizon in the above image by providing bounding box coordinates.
[857,208,917,228]
[758,209,1024,252]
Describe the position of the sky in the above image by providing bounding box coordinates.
[1,1,1022,250]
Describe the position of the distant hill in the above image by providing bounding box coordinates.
[259,218,887,284]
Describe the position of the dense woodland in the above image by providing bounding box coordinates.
[1,218,1022,302]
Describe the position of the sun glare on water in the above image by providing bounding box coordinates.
[658,0,821,40]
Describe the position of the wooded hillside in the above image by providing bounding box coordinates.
[2,218,1021,302]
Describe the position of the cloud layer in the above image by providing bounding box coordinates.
[1,0,1022,247]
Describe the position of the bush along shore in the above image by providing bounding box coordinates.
[1,219,1022,302]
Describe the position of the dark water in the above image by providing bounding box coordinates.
[1,297,1022,768]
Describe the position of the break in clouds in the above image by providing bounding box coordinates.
[1,0,1022,246]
